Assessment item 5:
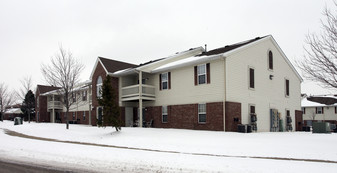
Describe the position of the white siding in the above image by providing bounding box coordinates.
[303,106,337,121]
[226,39,301,132]
[147,59,225,107]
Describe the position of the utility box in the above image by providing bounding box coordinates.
[14,117,23,125]
[312,122,331,134]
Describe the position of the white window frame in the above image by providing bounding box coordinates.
[249,104,256,114]
[285,78,290,97]
[197,64,207,85]
[198,103,206,123]
[248,66,255,90]
[317,107,323,114]
[97,76,103,98]
[268,50,273,71]
[162,106,168,123]
[82,90,87,101]
[161,72,169,90]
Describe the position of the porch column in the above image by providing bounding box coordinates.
[139,71,143,127]
[52,95,55,123]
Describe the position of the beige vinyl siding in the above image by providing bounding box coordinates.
[148,59,225,107]
[225,39,301,132]
[303,106,337,121]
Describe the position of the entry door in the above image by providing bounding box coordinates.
[270,109,279,132]
[295,110,303,131]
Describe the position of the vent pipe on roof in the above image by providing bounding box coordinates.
[204,44,207,52]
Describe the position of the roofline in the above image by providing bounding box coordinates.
[90,58,108,79]
[222,35,303,82]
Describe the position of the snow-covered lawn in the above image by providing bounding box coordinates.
[1,120,337,172]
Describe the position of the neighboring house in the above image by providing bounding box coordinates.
[36,82,93,124]
[301,95,337,126]
[104,35,302,132]
[35,85,61,122]
[4,105,22,120]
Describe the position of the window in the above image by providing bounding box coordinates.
[72,93,76,103]
[73,112,75,120]
[198,104,206,123]
[249,105,255,114]
[249,67,255,89]
[302,107,306,114]
[36,97,39,108]
[161,73,168,90]
[335,107,337,114]
[286,109,290,117]
[316,107,323,114]
[197,64,206,85]
[82,90,87,101]
[268,51,273,70]
[97,76,103,98]
[162,106,168,123]
[83,111,86,120]
[285,79,290,97]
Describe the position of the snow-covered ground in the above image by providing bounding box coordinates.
[0,121,337,172]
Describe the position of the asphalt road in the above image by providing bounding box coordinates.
[0,160,80,173]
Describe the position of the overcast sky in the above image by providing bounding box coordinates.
[0,0,335,99]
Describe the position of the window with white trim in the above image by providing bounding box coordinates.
[162,106,168,123]
[97,76,103,98]
[317,107,323,114]
[285,79,290,97]
[197,64,206,85]
[198,104,206,123]
[82,90,87,101]
[249,67,255,89]
[268,51,273,70]
[161,73,168,90]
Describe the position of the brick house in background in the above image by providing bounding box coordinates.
[35,85,60,122]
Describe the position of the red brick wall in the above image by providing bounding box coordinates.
[144,102,224,131]
[225,101,241,132]
[91,61,120,126]
[39,96,49,122]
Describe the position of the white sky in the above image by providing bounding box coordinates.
[0,0,335,99]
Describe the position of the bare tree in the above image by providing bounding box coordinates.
[17,76,34,101]
[297,3,337,89]
[0,83,15,121]
[41,46,84,129]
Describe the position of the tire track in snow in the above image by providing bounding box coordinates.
[3,128,337,164]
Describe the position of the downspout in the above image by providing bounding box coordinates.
[138,70,143,127]
[223,55,227,132]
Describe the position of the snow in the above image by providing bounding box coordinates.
[1,121,337,172]
[302,95,337,107]
[152,54,222,73]
[4,108,22,114]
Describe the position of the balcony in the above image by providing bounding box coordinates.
[121,84,155,101]
[47,101,63,110]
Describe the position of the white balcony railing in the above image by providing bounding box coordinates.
[47,101,63,110]
[121,84,155,101]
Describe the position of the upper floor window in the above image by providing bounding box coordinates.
[198,104,206,123]
[249,67,255,89]
[194,63,210,85]
[97,76,103,97]
[302,107,306,114]
[162,106,168,123]
[249,104,255,114]
[161,72,169,90]
[72,92,76,103]
[285,79,290,97]
[316,107,323,114]
[82,90,87,101]
[198,64,206,84]
[268,51,273,70]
